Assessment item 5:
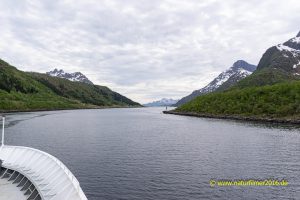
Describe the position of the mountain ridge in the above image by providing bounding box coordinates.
[234,32,300,88]
[143,98,178,107]
[47,68,94,85]
[175,60,256,106]
[257,32,300,73]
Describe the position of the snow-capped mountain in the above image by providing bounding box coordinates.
[257,31,300,75]
[143,98,178,107]
[175,60,256,106]
[46,69,93,84]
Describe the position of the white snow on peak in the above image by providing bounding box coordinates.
[276,44,300,57]
[277,44,295,52]
[175,61,256,106]
[202,66,253,91]
[213,72,230,87]
[143,98,178,107]
[292,37,300,44]
[237,68,252,76]
[47,69,93,84]
[160,98,177,103]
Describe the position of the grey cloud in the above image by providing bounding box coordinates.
[0,0,299,103]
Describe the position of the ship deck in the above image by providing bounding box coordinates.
[0,178,27,200]
[0,145,87,200]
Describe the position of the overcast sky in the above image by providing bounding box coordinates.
[0,0,299,103]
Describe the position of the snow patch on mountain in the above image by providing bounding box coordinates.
[175,60,256,106]
[143,98,178,107]
[46,69,93,85]
[257,31,300,77]
[276,33,300,58]
[276,44,300,57]
[197,61,255,93]
[291,37,300,44]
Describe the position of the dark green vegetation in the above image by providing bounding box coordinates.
[0,59,140,112]
[176,81,300,119]
[234,68,299,89]
[175,66,300,121]
[29,73,139,107]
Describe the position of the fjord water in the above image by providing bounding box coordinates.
[4,108,300,200]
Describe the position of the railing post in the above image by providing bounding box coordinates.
[1,116,4,146]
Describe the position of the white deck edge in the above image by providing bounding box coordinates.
[0,145,88,200]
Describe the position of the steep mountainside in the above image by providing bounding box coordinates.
[169,31,300,122]
[47,69,93,84]
[175,60,256,106]
[30,72,139,107]
[143,98,178,107]
[0,59,140,111]
[257,31,300,72]
[235,31,300,88]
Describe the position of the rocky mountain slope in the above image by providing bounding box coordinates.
[258,31,300,73]
[235,31,300,88]
[175,60,256,106]
[47,69,93,85]
[169,31,300,122]
[143,98,178,107]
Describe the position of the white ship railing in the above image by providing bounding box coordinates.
[0,116,88,200]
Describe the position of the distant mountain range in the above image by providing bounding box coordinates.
[143,98,178,107]
[47,69,93,85]
[175,60,256,106]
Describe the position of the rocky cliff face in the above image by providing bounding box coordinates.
[257,31,300,75]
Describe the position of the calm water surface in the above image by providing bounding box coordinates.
[3,108,300,200]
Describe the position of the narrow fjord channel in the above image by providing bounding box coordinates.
[4,108,300,200]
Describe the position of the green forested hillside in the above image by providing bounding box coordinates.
[29,72,139,107]
[233,68,299,89]
[0,59,140,112]
[176,81,300,119]
[173,67,300,121]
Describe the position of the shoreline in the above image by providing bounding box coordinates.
[163,110,300,125]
